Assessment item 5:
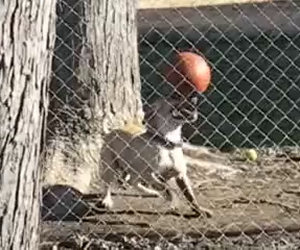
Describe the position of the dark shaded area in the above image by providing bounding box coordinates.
[138,1,300,149]
[48,0,91,139]
[41,185,92,221]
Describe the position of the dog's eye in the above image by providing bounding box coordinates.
[190,96,198,105]
[172,109,182,118]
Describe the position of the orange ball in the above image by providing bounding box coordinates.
[165,52,211,96]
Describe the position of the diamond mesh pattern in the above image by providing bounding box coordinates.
[41,0,300,248]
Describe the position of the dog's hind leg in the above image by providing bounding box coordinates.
[101,151,117,209]
[136,182,162,197]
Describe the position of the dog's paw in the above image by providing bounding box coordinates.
[192,205,213,218]
[169,205,180,214]
[102,195,113,210]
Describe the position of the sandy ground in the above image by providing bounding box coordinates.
[41,149,300,248]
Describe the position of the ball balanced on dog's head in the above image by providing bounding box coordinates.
[165,51,211,98]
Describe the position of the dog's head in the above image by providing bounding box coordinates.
[169,95,198,123]
[143,95,199,138]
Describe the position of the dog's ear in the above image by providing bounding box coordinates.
[143,98,166,120]
[143,103,156,123]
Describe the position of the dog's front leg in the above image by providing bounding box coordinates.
[175,174,212,217]
[102,184,113,209]
[152,170,180,210]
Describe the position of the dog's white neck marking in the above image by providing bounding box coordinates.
[165,125,182,144]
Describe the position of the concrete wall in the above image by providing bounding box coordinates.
[138,1,300,149]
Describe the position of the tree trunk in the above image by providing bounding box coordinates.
[0,0,56,249]
[43,0,143,193]
[84,0,143,132]
[49,0,143,136]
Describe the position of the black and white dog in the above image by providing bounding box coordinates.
[100,95,212,217]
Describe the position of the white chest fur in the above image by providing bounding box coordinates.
[164,126,182,144]
[157,124,187,174]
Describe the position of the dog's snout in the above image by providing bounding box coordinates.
[181,107,198,122]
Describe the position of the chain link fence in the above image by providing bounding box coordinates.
[41,0,300,248]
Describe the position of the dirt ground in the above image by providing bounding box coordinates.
[41,148,300,249]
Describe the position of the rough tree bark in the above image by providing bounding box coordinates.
[84,0,143,132]
[0,0,56,249]
[49,0,143,136]
[43,0,143,193]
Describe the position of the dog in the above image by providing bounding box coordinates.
[100,95,212,217]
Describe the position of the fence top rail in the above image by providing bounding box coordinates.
[138,1,299,38]
[139,0,276,9]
